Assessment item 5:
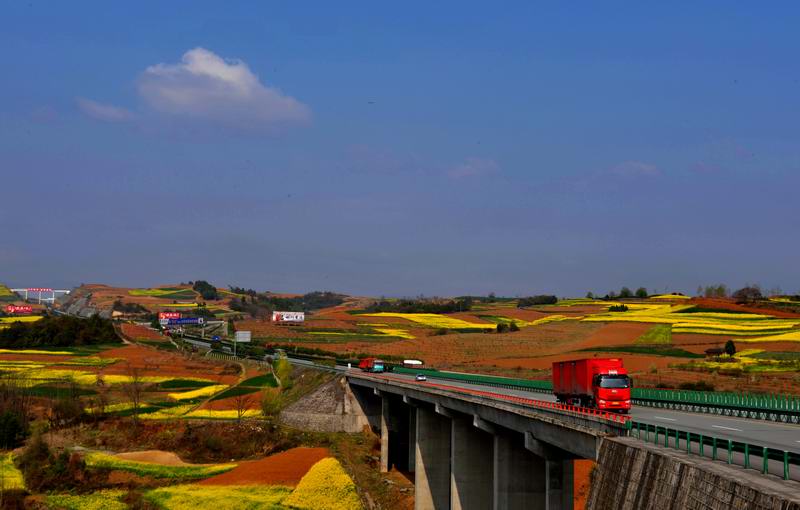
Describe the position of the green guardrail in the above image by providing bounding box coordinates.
[632,388,800,412]
[631,421,800,481]
[391,367,552,392]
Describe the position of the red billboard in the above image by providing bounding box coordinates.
[158,312,182,320]
[5,305,33,314]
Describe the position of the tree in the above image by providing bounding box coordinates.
[635,287,648,299]
[509,322,520,332]
[122,365,145,426]
[261,388,282,417]
[696,285,704,297]
[724,340,736,357]
[732,285,762,304]
[586,292,594,299]
[234,392,255,424]
[496,323,510,333]
[619,287,633,298]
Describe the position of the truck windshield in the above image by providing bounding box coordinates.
[598,376,629,388]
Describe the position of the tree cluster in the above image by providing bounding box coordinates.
[192,280,219,300]
[364,297,473,314]
[230,291,347,318]
[517,295,558,307]
[111,299,149,315]
[732,285,763,304]
[0,315,119,348]
[698,284,728,298]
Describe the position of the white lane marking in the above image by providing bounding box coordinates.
[653,416,677,421]
[712,425,742,432]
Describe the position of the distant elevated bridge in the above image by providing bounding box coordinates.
[10,287,71,304]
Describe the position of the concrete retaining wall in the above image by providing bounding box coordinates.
[588,437,800,510]
[280,376,379,433]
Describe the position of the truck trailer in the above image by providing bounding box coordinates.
[552,358,631,412]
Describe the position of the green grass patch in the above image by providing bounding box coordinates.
[144,485,291,510]
[85,452,236,480]
[27,385,98,398]
[579,345,702,358]
[635,324,672,344]
[749,351,800,361]
[0,453,24,489]
[44,490,127,510]
[210,386,260,401]
[239,373,278,387]
[158,379,217,390]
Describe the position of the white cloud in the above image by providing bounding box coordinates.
[448,157,500,179]
[76,98,135,122]
[610,160,660,177]
[137,47,310,131]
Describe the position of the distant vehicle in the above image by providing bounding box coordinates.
[403,359,424,368]
[358,357,385,373]
[415,374,427,382]
[211,335,221,342]
[552,358,631,413]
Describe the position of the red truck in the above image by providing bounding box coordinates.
[552,358,631,412]
[358,358,385,373]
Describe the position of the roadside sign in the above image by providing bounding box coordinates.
[167,317,204,326]
[272,311,304,323]
[5,305,33,314]
[234,331,251,343]
[158,312,181,320]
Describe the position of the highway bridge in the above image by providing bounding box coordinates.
[342,369,800,509]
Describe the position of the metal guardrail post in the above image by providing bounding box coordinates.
[727,440,732,464]
[686,432,691,454]
[712,437,717,461]
[664,427,668,447]
[699,435,704,457]
[762,447,769,475]
[784,451,790,480]
[744,443,750,469]
[675,428,679,450]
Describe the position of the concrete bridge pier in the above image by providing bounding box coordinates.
[416,405,452,510]
[494,432,546,510]
[451,415,494,510]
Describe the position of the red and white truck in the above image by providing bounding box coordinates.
[358,358,385,373]
[552,358,631,412]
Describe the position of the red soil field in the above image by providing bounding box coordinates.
[97,345,240,384]
[0,354,73,363]
[200,391,263,411]
[120,323,164,341]
[198,447,330,486]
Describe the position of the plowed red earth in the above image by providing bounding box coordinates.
[574,459,594,509]
[97,345,240,384]
[573,322,651,350]
[690,298,800,318]
[120,323,164,341]
[200,391,263,411]
[198,447,330,486]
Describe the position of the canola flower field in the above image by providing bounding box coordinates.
[581,303,800,339]
[679,348,800,373]
[362,312,496,331]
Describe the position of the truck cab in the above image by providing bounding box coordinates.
[592,373,632,412]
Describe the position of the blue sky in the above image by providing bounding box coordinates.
[1,2,798,296]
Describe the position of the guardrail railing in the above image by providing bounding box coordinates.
[630,421,800,482]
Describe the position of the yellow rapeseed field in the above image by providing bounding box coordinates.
[362,313,495,330]
[183,409,262,419]
[144,485,292,510]
[283,457,363,510]
[44,490,127,510]
[0,453,24,490]
[168,384,228,401]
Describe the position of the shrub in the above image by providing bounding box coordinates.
[509,322,520,332]
[678,381,716,392]
[282,457,363,510]
[496,323,510,334]
[608,304,629,312]
[724,340,736,357]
